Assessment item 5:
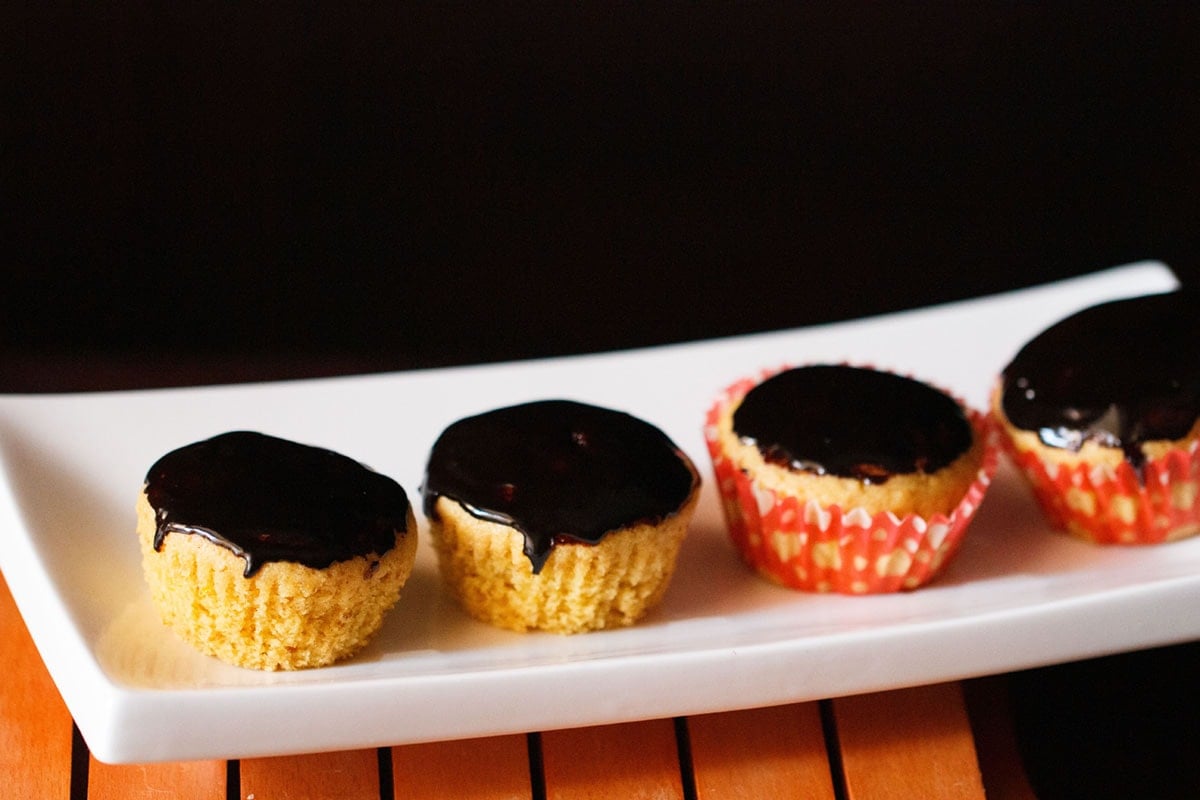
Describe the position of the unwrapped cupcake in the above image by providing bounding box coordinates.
[705,364,997,593]
[138,431,418,670]
[992,290,1200,544]
[422,399,701,633]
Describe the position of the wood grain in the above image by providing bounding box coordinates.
[832,682,986,800]
[88,758,227,800]
[390,734,530,800]
[541,719,684,800]
[687,703,836,800]
[239,748,381,799]
[0,572,74,799]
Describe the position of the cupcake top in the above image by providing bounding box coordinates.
[422,399,699,573]
[732,364,975,483]
[145,431,411,577]
[999,291,1200,471]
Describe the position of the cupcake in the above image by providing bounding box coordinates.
[993,290,1200,544]
[421,399,700,633]
[138,431,418,670]
[705,364,996,594]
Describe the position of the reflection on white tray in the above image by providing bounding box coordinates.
[1,261,1195,764]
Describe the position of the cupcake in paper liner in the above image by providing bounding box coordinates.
[993,290,1200,545]
[704,364,998,594]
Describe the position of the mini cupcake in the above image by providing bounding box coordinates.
[705,364,996,593]
[138,431,418,670]
[993,290,1200,544]
[422,399,700,633]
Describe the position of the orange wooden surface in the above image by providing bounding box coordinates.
[88,758,227,800]
[0,566,1031,799]
[833,682,986,800]
[240,748,381,799]
[541,719,684,800]
[962,677,1038,800]
[0,572,75,799]
[687,703,837,800]
[391,734,531,800]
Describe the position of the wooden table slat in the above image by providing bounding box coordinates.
[833,682,986,800]
[687,702,837,800]
[0,572,75,799]
[87,758,227,800]
[390,734,532,800]
[541,718,684,800]
[240,748,381,800]
[1,566,1037,799]
[962,677,1038,800]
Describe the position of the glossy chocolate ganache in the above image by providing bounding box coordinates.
[422,400,699,574]
[1000,291,1200,473]
[145,431,411,577]
[733,365,974,483]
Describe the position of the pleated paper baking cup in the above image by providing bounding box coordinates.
[703,369,999,594]
[1001,436,1200,545]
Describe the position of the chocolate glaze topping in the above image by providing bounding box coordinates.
[1001,291,1200,473]
[422,400,698,574]
[145,431,410,577]
[733,365,973,483]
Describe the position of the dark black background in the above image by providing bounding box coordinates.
[5,5,1199,390]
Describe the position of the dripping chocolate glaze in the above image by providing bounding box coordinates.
[733,365,974,482]
[145,431,410,577]
[1001,290,1200,475]
[421,400,699,574]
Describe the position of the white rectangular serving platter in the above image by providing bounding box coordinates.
[1,261,1194,764]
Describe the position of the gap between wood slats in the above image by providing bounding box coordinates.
[819,700,850,800]
[45,682,1018,800]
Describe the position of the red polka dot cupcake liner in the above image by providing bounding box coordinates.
[703,369,999,594]
[1001,437,1200,545]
